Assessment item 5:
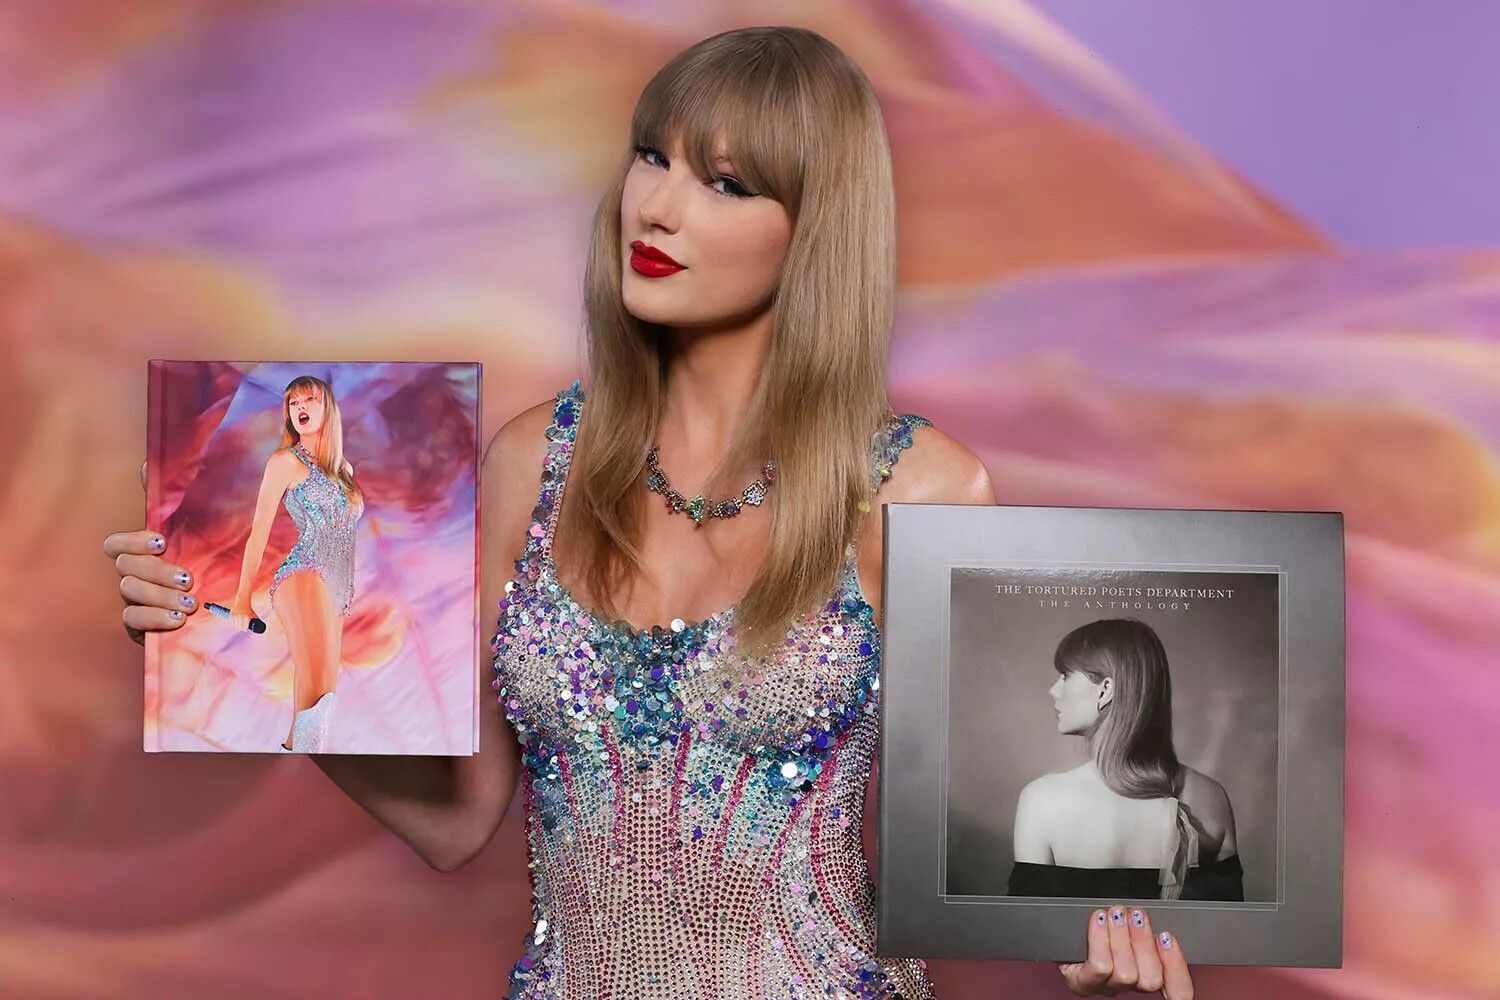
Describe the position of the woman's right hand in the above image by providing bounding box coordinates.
[105,464,199,644]
[104,528,199,644]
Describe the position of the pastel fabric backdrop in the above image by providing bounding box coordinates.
[1,2,1495,998]
[145,361,479,754]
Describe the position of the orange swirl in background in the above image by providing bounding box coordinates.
[0,2,1495,997]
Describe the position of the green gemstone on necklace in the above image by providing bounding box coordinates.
[687,495,706,525]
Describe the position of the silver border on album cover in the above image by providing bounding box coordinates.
[875,504,1344,967]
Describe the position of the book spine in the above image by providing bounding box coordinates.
[471,362,482,755]
[143,360,163,752]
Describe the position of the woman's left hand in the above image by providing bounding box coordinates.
[1058,905,1193,998]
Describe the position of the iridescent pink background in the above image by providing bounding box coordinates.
[144,361,479,754]
[2,2,1496,997]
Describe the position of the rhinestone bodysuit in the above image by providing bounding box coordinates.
[492,383,936,1000]
[268,444,362,616]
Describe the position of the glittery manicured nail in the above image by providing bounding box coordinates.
[1158,931,1174,950]
[1110,908,1125,925]
[1095,912,1106,926]
[173,571,190,587]
[169,610,184,620]
[1131,909,1145,927]
[179,593,195,608]
[149,537,166,550]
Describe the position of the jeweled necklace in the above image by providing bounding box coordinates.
[645,445,775,526]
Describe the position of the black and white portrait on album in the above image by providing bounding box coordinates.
[943,566,1280,903]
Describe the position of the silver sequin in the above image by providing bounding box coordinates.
[268,444,362,615]
[492,383,933,1000]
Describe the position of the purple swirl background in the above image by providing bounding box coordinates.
[1,2,1495,997]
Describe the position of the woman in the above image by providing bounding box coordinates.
[106,26,1193,998]
[1010,619,1242,902]
[228,375,364,752]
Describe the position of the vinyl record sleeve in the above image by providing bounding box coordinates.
[876,503,1344,967]
[144,360,481,755]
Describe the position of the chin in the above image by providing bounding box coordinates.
[623,306,674,326]
[626,304,708,329]
[620,290,673,325]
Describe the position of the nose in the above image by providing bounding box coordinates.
[636,168,687,233]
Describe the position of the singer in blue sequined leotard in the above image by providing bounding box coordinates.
[228,374,365,752]
[268,441,362,616]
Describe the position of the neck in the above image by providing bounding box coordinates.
[1072,757,1105,782]
[297,432,323,453]
[657,309,772,463]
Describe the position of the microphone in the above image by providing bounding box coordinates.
[204,602,267,634]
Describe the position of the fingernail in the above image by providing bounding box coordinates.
[1131,909,1145,927]
[179,594,196,608]
[1094,911,1106,926]
[1110,908,1125,926]
[169,610,184,620]
[173,571,191,588]
[1158,931,1174,950]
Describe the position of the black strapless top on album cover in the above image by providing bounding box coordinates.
[1007,853,1245,900]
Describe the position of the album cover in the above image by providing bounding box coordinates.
[144,361,481,754]
[877,504,1344,967]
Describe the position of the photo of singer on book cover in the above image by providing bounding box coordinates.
[943,567,1280,904]
[144,360,481,754]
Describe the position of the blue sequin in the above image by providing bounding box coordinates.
[268,444,361,615]
[493,383,933,999]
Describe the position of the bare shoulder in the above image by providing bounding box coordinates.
[880,420,994,506]
[1018,770,1069,808]
[1180,766,1234,829]
[483,397,557,473]
[481,396,564,582]
[1013,771,1065,861]
[851,418,994,618]
[266,448,302,478]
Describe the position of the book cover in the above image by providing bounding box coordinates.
[144,361,481,754]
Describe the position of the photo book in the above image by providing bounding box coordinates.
[144,360,481,754]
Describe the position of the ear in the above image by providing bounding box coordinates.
[1096,676,1114,711]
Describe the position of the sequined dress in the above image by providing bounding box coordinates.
[268,443,362,616]
[491,383,937,1000]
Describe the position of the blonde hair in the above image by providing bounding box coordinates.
[278,375,363,508]
[1054,619,1182,800]
[556,25,897,657]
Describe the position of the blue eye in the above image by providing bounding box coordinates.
[633,144,757,199]
[710,175,753,199]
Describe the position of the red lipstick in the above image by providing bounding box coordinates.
[629,240,685,277]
